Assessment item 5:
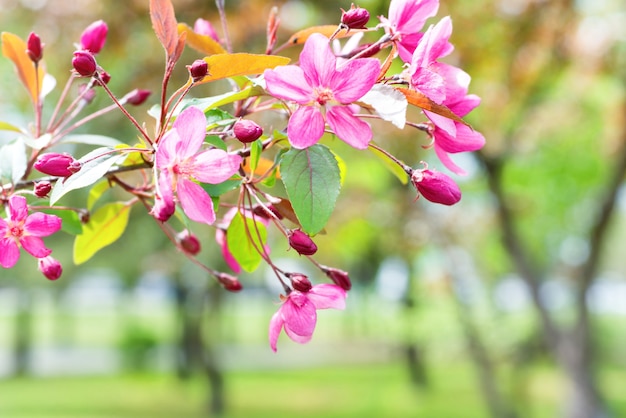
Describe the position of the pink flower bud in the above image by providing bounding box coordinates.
[215,272,243,292]
[323,266,352,291]
[341,4,370,30]
[288,230,317,256]
[177,230,201,255]
[97,71,111,85]
[26,32,43,63]
[188,59,208,82]
[34,181,52,198]
[289,273,312,293]
[34,153,78,177]
[151,194,175,222]
[38,256,62,281]
[412,169,461,206]
[124,89,151,106]
[233,119,263,143]
[72,50,97,77]
[80,20,108,54]
[193,18,219,42]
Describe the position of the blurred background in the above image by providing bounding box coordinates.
[0,0,625,417]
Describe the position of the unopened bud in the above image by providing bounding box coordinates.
[411,168,461,206]
[34,153,79,177]
[323,266,352,291]
[97,71,111,85]
[233,119,263,143]
[177,229,201,255]
[80,20,108,54]
[151,194,175,222]
[124,89,151,106]
[38,256,62,281]
[72,50,97,77]
[188,59,208,82]
[215,272,243,292]
[193,18,220,42]
[34,181,52,198]
[341,4,370,30]
[26,32,43,63]
[288,229,317,256]
[289,273,312,293]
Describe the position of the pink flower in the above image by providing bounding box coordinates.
[155,106,242,225]
[264,33,380,149]
[424,67,485,175]
[38,256,62,280]
[411,168,461,205]
[0,195,62,269]
[269,283,346,352]
[381,0,440,63]
[80,20,108,54]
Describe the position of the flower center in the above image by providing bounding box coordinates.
[314,87,334,106]
[9,223,24,239]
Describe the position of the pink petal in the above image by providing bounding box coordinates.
[191,150,242,184]
[269,310,284,352]
[0,219,7,236]
[172,106,207,159]
[326,105,372,149]
[156,129,180,168]
[449,94,481,118]
[299,33,336,87]
[20,236,52,258]
[389,0,439,34]
[0,238,20,268]
[215,229,242,274]
[425,110,457,137]
[307,284,347,310]
[411,67,446,104]
[9,195,28,222]
[287,106,325,149]
[24,212,62,237]
[423,17,454,62]
[264,66,313,104]
[436,123,485,154]
[281,294,317,342]
[177,178,216,225]
[435,144,467,176]
[331,58,380,104]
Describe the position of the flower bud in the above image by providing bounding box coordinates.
[233,119,263,143]
[80,20,108,54]
[188,59,208,82]
[34,153,79,177]
[124,89,151,106]
[38,256,62,281]
[193,18,220,42]
[215,272,243,292]
[288,229,317,256]
[97,71,111,85]
[289,273,312,293]
[151,194,175,223]
[411,168,461,206]
[72,50,97,77]
[323,266,352,291]
[341,4,370,30]
[34,181,52,198]
[26,32,43,63]
[177,229,201,255]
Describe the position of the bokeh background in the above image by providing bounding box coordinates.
[0,0,625,417]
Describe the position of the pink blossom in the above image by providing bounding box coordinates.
[381,0,439,63]
[38,256,62,280]
[155,106,242,225]
[80,20,108,54]
[411,168,461,205]
[193,18,220,42]
[269,283,346,352]
[264,33,380,149]
[0,195,62,269]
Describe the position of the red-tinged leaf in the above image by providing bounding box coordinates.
[1,32,45,104]
[171,31,187,65]
[397,87,469,126]
[178,23,226,55]
[285,25,365,46]
[150,0,178,57]
[271,198,301,227]
[196,53,290,84]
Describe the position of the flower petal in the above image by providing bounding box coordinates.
[281,295,317,342]
[23,212,62,237]
[172,106,207,159]
[307,284,347,310]
[287,106,325,149]
[156,129,181,168]
[269,310,284,352]
[300,33,336,87]
[326,105,372,149]
[435,144,467,175]
[20,236,52,258]
[191,150,242,184]
[177,178,216,225]
[331,58,380,104]
[264,66,313,104]
[411,67,446,104]
[435,123,485,154]
[0,238,20,268]
[8,195,28,222]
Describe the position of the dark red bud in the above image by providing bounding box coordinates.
[124,89,151,106]
[216,272,243,292]
[34,181,52,198]
[34,153,78,177]
[177,230,201,255]
[233,119,263,143]
[97,71,111,85]
[80,20,108,54]
[288,229,317,256]
[290,274,312,292]
[412,169,461,206]
[341,4,370,30]
[188,59,208,82]
[72,50,97,77]
[324,266,352,291]
[38,256,62,281]
[26,32,43,63]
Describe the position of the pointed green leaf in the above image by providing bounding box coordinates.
[249,139,263,173]
[73,202,131,264]
[368,143,409,184]
[0,121,24,133]
[87,180,112,211]
[226,212,267,272]
[280,144,341,234]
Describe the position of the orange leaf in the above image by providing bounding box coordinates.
[150,0,178,57]
[285,25,364,46]
[243,156,281,179]
[177,23,226,55]
[1,32,45,104]
[196,53,290,84]
[397,87,469,126]
[271,198,300,227]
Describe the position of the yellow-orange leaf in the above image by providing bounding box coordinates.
[1,32,45,104]
[243,156,280,179]
[178,23,226,55]
[397,87,468,126]
[197,53,290,84]
[285,25,364,46]
[150,0,178,57]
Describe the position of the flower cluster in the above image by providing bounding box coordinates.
[0,0,483,351]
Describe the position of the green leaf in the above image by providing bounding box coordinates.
[87,180,112,211]
[73,202,131,264]
[249,139,263,173]
[368,143,409,185]
[226,212,267,273]
[280,144,341,234]
[41,208,82,235]
[189,85,265,111]
[202,178,242,197]
[0,121,24,133]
